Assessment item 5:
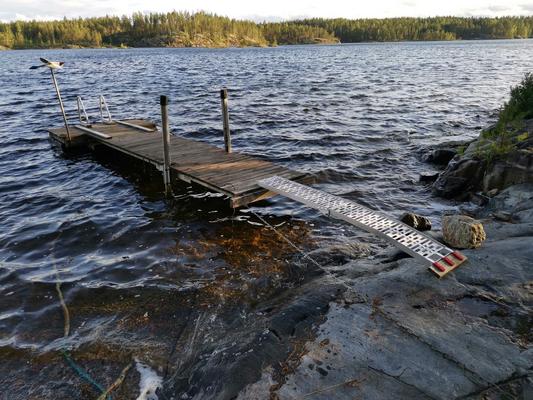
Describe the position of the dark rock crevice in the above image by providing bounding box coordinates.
[367,366,441,400]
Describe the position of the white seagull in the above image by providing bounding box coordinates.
[30,58,65,70]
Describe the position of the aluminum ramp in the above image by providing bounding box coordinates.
[258,176,466,278]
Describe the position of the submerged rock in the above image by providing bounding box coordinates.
[442,215,486,248]
[306,242,372,266]
[400,212,432,231]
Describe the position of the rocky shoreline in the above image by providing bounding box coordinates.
[3,85,532,398]
[431,119,533,201]
[8,179,530,399]
[234,121,533,399]
[240,183,532,399]
[7,127,529,400]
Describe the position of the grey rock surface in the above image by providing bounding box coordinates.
[238,187,533,399]
[306,241,372,265]
[482,149,533,192]
[481,183,533,223]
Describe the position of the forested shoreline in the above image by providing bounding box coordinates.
[297,16,533,42]
[0,12,532,50]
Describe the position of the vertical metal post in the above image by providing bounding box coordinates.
[160,95,171,196]
[50,68,71,142]
[220,88,232,153]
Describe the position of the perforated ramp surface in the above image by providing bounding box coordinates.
[258,175,467,277]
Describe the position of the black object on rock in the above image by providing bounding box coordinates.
[419,173,440,183]
[423,148,457,165]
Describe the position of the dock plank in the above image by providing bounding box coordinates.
[192,164,292,185]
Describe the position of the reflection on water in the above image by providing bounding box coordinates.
[1,40,533,398]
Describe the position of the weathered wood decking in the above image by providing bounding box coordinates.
[48,119,311,207]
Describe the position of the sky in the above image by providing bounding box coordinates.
[1,0,533,22]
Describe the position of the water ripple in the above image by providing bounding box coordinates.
[1,40,532,353]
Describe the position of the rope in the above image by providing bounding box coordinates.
[248,209,360,294]
[50,228,125,400]
[96,362,133,400]
[61,350,108,395]
[50,232,70,338]
[55,282,70,337]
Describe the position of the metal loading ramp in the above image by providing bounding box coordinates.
[257,176,467,278]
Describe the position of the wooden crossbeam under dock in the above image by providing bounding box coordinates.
[47,119,311,207]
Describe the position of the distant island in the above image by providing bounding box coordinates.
[0,11,532,50]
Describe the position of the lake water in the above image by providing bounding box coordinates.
[1,40,532,398]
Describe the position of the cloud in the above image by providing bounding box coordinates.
[521,3,533,12]
[487,5,511,13]
[0,0,125,21]
[237,14,287,22]
[0,11,61,22]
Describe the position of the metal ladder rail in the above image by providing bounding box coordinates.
[76,96,90,125]
[257,175,466,278]
[99,95,113,124]
[71,95,111,139]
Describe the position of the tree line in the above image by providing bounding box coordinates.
[0,12,532,50]
[0,11,336,49]
[297,16,533,42]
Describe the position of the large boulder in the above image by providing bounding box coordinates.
[433,157,485,199]
[482,148,533,191]
[421,139,474,166]
[442,215,486,249]
[419,172,440,183]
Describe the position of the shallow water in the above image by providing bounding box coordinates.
[1,40,533,398]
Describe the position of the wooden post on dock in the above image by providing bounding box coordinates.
[220,88,232,153]
[160,95,171,196]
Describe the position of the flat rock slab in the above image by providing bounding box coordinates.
[240,218,533,399]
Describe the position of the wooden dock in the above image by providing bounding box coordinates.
[47,119,311,207]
